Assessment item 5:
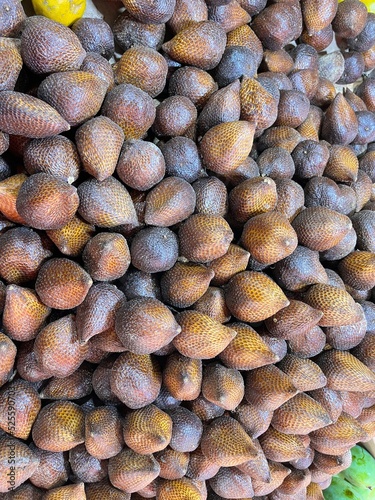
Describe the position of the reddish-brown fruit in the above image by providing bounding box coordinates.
[303,283,362,327]
[85,406,124,460]
[121,0,175,24]
[110,352,161,409]
[258,126,302,153]
[40,368,93,400]
[265,300,323,339]
[0,91,70,138]
[301,0,337,33]
[93,358,121,403]
[188,394,225,421]
[124,404,173,454]
[201,363,244,411]
[0,227,51,285]
[168,0,207,32]
[33,315,88,378]
[241,211,298,265]
[338,251,375,290]
[332,0,368,38]
[277,354,327,392]
[292,207,352,251]
[240,77,278,130]
[29,445,69,490]
[310,412,369,455]
[200,415,258,466]
[82,233,131,281]
[163,353,202,401]
[108,448,160,494]
[144,176,196,226]
[245,364,298,412]
[168,66,218,109]
[232,402,273,439]
[167,406,203,453]
[32,401,85,452]
[35,258,92,310]
[115,297,181,354]
[21,16,85,73]
[208,244,250,286]
[155,448,190,480]
[228,176,278,223]
[219,322,278,370]
[69,444,107,484]
[321,93,358,145]
[200,121,255,175]
[225,271,289,323]
[16,173,79,231]
[308,387,343,424]
[208,0,250,32]
[179,214,233,263]
[0,41,24,92]
[271,393,332,435]
[275,89,310,128]
[192,286,231,323]
[78,176,138,228]
[75,116,124,181]
[275,468,312,496]
[3,285,51,341]
[316,350,375,392]
[76,283,124,342]
[102,83,156,139]
[24,136,80,184]
[259,427,308,462]
[114,46,168,97]
[174,310,237,359]
[0,379,40,440]
[162,21,226,70]
[38,71,107,127]
[16,340,50,384]
[161,262,214,309]
[0,436,39,493]
[209,466,254,498]
[43,483,86,500]
[46,215,95,257]
[186,447,220,481]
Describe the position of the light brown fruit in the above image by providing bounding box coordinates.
[21,16,85,73]
[277,354,327,392]
[0,91,70,138]
[85,479,130,499]
[124,404,173,454]
[33,315,88,378]
[17,173,77,231]
[301,0,337,33]
[271,393,332,435]
[162,21,226,70]
[115,297,181,354]
[225,271,289,323]
[338,250,375,290]
[245,364,298,412]
[78,176,138,228]
[155,448,190,480]
[110,352,162,409]
[232,402,273,439]
[209,467,254,498]
[75,116,124,181]
[46,215,95,257]
[163,353,202,401]
[192,287,231,323]
[258,125,302,153]
[2,285,50,341]
[82,233,131,281]
[174,310,236,359]
[32,401,85,452]
[85,406,124,460]
[259,427,308,462]
[200,121,255,175]
[35,258,92,310]
[240,77,278,130]
[0,436,39,493]
[265,300,323,339]
[201,363,244,411]
[0,173,27,224]
[168,66,218,109]
[43,482,86,500]
[108,448,160,494]
[200,415,258,466]
[168,0,207,32]
[157,478,203,500]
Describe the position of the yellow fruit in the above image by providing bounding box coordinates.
[31,0,86,26]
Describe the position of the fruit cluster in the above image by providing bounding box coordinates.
[0,0,374,498]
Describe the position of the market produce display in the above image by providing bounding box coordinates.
[0,0,374,498]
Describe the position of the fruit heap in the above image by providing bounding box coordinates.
[0,0,374,498]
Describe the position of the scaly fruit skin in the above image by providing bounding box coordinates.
[338,445,375,490]
[323,475,375,500]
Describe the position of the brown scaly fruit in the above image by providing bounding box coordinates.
[0,436,39,493]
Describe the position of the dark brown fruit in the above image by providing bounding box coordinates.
[69,444,107,483]
[85,406,124,460]
[275,89,310,128]
[24,136,80,184]
[174,310,236,359]
[0,436,39,493]
[0,0,25,37]
[168,66,218,109]
[75,116,124,181]
[72,17,114,59]
[225,271,289,323]
[16,173,79,230]
[35,258,92,310]
[114,46,168,97]
[0,91,70,138]
[80,52,115,92]
[110,352,161,409]
[257,147,295,179]
[102,83,156,139]
[78,176,138,228]
[179,213,233,263]
[113,11,165,51]
[156,448,189,480]
[115,297,181,354]
[232,402,273,439]
[32,401,85,452]
[29,445,69,490]
[83,233,131,281]
[0,227,51,285]
[162,21,226,70]
[40,368,93,400]
[209,467,254,498]
[160,137,202,182]
[38,71,107,127]
[153,96,197,137]
[121,0,175,24]
[3,285,51,341]
[347,12,375,52]
[21,16,85,73]
[321,93,358,145]
[130,227,179,273]
[161,262,214,308]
